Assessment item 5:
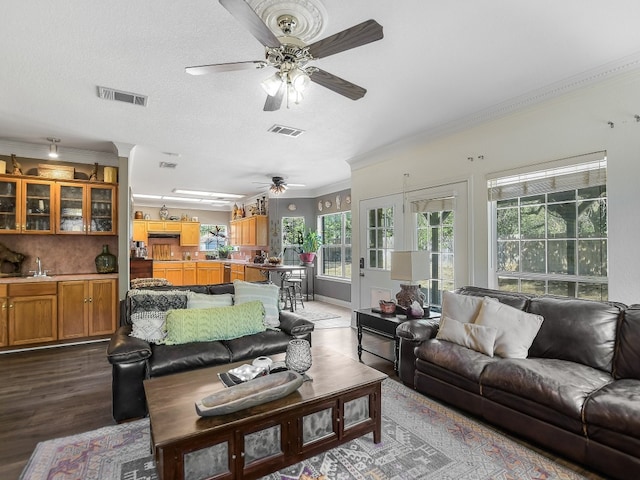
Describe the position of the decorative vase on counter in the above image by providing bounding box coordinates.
[159,204,169,220]
[95,244,117,273]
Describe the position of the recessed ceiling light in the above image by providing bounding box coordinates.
[133,193,162,199]
[161,196,202,203]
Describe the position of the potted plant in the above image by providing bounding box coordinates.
[299,229,321,265]
[217,244,233,259]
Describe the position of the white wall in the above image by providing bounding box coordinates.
[350,70,640,305]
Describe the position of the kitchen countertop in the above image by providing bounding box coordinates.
[152,259,253,265]
[0,273,119,284]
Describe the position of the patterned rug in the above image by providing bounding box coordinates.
[295,304,350,329]
[20,380,589,480]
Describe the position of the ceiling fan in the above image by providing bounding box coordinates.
[186,0,383,111]
[253,176,305,195]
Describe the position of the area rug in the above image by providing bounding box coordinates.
[20,380,589,480]
[295,305,350,328]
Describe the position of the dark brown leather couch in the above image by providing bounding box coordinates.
[107,283,314,422]
[397,286,640,480]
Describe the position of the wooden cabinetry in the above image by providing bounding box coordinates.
[146,221,182,233]
[58,279,117,339]
[132,219,148,242]
[182,262,196,285]
[230,263,245,282]
[230,216,267,246]
[153,263,184,286]
[56,183,117,235]
[0,285,7,347]
[8,282,57,346]
[196,262,223,285]
[180,222,200,246]
[0,176,54,234]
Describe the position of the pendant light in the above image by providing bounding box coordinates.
[47,138,60,159]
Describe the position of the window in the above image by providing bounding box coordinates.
[199,224,228,251]
[414,198,455,308]
[281,216,305,265]
[366,207,393,270]
[488,153,608,300]
[319,212,351,279]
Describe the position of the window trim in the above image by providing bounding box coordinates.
[317,211,351,282]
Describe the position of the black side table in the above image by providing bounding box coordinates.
[356,308,440,372]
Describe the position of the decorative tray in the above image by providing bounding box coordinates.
[195,370,303,417]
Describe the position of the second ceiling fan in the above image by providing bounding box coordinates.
[186,0,383,111]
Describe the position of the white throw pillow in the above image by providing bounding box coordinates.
[441,291,486,324]
[187,292,234,309]
[474,297,544,358]
[233,280,280,328]
[130,311,168,343]
[436,316,497,357]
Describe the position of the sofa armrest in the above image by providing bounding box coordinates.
[396,318,440,342]
[278,310,315,337]
[107,326,152,364]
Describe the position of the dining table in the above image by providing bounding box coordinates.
[244,263,314,302]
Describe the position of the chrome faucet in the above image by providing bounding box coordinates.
[34,257,45,277]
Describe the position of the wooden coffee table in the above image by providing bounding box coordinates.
[144,346,388,480]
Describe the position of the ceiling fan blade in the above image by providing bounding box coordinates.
[263,82,285,111]
[185,60,267,75]
[309,68,367,100]
[307,19,383,59]
[219,0,281,48]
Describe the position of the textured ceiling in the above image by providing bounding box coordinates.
[1,0,640,210]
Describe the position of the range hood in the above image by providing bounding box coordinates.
[147,232,180,238]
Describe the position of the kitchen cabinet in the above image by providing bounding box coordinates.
[230,216,268,246]
[132,219,148,243]
[56,182,117,235]
[153,263,184,286]
[182,262,196,285]
[0,176,54,234]
[8,282,57,346]
[230,263,245,282]
[180,221,200,246]
[196,262,223,285]
[146,221,182,233]
[0,285,7,347]
[58,279,118,339]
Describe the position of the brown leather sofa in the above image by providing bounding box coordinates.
[397,286,640,480]
[107,283,314,422]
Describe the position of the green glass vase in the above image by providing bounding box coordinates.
[95,244,117,273]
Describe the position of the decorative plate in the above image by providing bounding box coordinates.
[346,195,351,204]
[317,201,322,211]
[324,200,332,208]
[287,203,296,211]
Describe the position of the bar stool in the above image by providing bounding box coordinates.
[285,277,305,311]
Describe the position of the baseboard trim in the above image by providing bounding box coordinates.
[313,294,351,309]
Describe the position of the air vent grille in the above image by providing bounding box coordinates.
[97,86,148,106]
[159,161,178,169]
[268,124,305,137]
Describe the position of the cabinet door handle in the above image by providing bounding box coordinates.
[89,297,93,303]
[84,298,88,303]
[9,304,13,308]
[1,302,6,310]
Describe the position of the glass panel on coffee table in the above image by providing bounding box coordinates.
[344,395,370,429]
[302,406,336,445]
[184,440,230,480]
[243,424,282,466]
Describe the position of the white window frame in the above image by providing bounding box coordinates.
[317,211,351,281]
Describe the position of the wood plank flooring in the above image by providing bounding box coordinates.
[0,301,602,479]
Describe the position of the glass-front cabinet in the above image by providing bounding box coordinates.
[57,183,116,235]
[0,177,53,234]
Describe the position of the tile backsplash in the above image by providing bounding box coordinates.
[0,234,118,275]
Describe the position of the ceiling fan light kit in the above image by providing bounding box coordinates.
[186,0,383,111]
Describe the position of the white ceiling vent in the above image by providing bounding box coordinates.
[268,124,305,138]
[97,86,148,106]
[159,161,178,169]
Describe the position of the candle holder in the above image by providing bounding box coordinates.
[285,339,312,381]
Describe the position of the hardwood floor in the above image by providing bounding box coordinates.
[0,301,602,479]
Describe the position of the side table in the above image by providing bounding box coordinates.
[356,308,440,372]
